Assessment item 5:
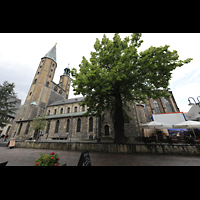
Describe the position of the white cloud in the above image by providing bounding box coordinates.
[0,33,199,112]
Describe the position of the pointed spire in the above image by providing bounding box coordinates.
[42,44,57,63]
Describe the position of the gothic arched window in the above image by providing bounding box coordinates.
[77,118,81,132]
[54,86,58,92]
[60,108,63,114]
[25,123,30,135]
[164,98,173,113]
[154,100,161,113]
[89,117,93,132]
[66,119,70,132]
[55,120,59,133]
[17,123,23,135]
[46,120,51,133]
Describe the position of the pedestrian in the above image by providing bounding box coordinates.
[4,134,8,142]
[1,134,5,141]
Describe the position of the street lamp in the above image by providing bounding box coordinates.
[188,97,197,106]
[197,96,200,106]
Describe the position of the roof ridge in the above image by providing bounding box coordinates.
[48,96,84,107]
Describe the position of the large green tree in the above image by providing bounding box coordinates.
[30,113,48,141]
[0,81,20,128]
[71,33,192,144]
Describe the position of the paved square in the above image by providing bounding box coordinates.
[1,147,200,166]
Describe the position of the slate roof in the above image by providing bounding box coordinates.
[45,111,88,119]
[48,97,85,107]
[42,44,57,63]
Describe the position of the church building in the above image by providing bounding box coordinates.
[9,44,180,142]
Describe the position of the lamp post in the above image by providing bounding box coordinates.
[188,96,200,139]
[188,97,197,106]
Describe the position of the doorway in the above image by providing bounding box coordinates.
[105,125,109,136]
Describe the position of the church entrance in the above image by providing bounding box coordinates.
[105,125,109,136]
[33,129,39,140]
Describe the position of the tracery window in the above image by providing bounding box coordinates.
[164,98,173,113]
[154,100,161,113]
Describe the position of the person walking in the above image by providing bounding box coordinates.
[4,134,8,142]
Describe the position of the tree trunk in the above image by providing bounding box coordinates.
[113,90,126,144]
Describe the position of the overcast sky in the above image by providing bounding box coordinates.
[0,33,198,112]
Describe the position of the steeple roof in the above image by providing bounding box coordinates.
[42,44,57,63]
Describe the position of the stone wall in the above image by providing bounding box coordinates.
[41,115,98,140]
[15,141,200,156]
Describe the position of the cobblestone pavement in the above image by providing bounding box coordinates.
[1,147,200,166]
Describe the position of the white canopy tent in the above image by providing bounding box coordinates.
[173,120,200,139]
[140,121,173,138]
[140,121,173,129]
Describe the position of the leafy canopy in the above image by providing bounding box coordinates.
[30,113,48,132]
[0,81,20,128]
[71,33,192,118]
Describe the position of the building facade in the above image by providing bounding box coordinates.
[9,44,180,142]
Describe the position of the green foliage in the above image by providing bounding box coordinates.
[71,33,192,143]
[34,152,60,166]
[30,113,49,132]
[0,81,20,128]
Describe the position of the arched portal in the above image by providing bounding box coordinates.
[105,125,109,136]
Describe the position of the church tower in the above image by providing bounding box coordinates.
[9,44,67,140]
[25,44,57,107]
[59,64,71,99]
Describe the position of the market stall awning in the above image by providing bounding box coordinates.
[140,121,173,129]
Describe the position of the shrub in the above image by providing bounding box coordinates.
[34,152,60,166]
